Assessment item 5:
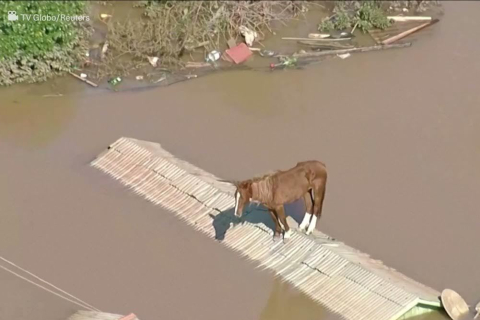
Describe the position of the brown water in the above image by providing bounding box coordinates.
[1,1,479,320]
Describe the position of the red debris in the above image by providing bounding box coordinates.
[224,43,252,64]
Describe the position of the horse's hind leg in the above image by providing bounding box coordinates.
[306,182,326,235]
[299,190,314,232]
[268,210,282,240]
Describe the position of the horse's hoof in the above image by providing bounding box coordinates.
[273,235,282,242]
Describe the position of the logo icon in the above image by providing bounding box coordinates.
[8,11,18,21]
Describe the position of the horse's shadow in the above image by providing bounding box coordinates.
[210,199,306,241]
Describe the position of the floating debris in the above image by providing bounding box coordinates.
[80,73,87,79]
[147,56,159,67]
[153,75,166,84]
[99,13,112,21]
[69,71,98,87]
[259,49,275,57]
[308,33,331,39]
[387,15,432,22]
[185,74,197,79]
[100,41,108,60]
[135,75,143,80]
[337,53,351,59]
[108,77,122,86]
[185,62,211,68]
[381,19,439,45]
[239,25,257,46]
[206,50,220,62]
[224,43,252,64]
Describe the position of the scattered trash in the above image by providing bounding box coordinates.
[387,16,432,22]
[101,41,108,60]
[239,25,257,46]
[108,76,122,86]
[337,53,351,59]
[402,8,409,12]
[271,56,298,69]
[279,56,298,67]
[206,50,221,62]
[259,49,275,57]
[308,33,331,39]
[185,74,197,79]
[224,43,252,64]
[282,37,351,42]
[100,13,112,21]
[299,41,354,50]
[80,73,88,79]
[153,75,166,84]
[292,42,412,59]
[227,38,237,49]
[148,56,159,67]
[69,71,98,87]
[186,62,211,68]
[135,75,144,80]
[381,19,439,45]
[85,51,90,57]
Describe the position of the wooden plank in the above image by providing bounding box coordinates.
[381,19,439,45]
[291,42,412,59]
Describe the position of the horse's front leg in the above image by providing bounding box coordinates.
[268,210,282,241]
[275,205,292,241]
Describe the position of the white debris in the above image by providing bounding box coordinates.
[80,73,87,79]
[238,25,257,47]
[147,56,159,67]
[337,53,351,59]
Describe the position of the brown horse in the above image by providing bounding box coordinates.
[232,161,327,240]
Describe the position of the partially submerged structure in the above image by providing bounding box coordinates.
[91,137,444,320]
[68,311,138,320]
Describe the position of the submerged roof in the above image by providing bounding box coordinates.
[91,137,442,320]
[68,311,139,320]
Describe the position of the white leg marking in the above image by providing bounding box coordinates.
[306,215,317,235]
[299,212,312,230]
[284,229,293,239]
[278,220,285,231]
[234,192,240,216]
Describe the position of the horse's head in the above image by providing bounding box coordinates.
[233,180,253,217]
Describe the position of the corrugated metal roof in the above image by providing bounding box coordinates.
[91,137,442,320]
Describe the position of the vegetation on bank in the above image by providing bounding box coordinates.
[318,0,440,33]
[94,1,306,79]
[318,1,391,33]
[0,0,441,87]
[0,1,90,86]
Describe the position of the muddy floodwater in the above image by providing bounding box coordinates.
[0,2,479,320]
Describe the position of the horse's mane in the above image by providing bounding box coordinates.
[246,170,279,204]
